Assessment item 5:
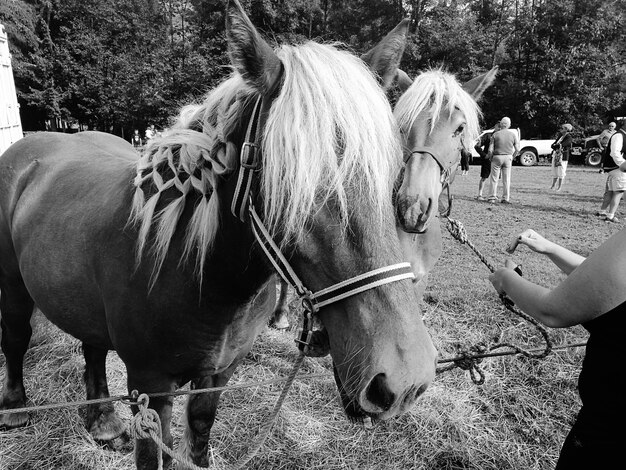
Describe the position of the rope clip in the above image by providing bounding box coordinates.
[295,308,314,354]
[120,389,140,406]
[300,292,318,314]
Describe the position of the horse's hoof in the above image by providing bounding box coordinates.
[89,412,127,441]
[0,409,28,429]
[98,431,132,452]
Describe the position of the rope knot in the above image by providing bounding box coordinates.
[129,393,162,441]
[452,344,488,385]
[446,217,468,244]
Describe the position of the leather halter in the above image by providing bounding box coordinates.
[404,146,459,186]
[403,146,458,217]
[231,95,415,353]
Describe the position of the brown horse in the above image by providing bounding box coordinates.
[271,21,497,328]
[0,2,436,468]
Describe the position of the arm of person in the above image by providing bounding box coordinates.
[596,132,605,149]
[491,228,626,328]
[506,229,584,274]
[474,140,486,158]
[611,132,624,167]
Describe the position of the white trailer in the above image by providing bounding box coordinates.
[0,23,23,155]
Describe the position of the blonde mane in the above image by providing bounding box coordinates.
[131,42,401,281]
[393,69,481,152]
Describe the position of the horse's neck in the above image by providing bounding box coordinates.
[199,189,273,300]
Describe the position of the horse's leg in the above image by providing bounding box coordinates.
[128,371,175,470]
[269,276,290,330]
[0,279,34,429]
[82,343,126,440]
[178,366,238,467]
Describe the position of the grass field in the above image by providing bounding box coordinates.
[0,165,621,469]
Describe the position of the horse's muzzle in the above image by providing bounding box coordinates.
[396,195,435,233]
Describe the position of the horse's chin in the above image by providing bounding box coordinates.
[400,217,433,234]
[397,206,436,234]
[332,365,380,424]
[401,225,428,234]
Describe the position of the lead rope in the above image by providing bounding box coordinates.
[129,353,306,470]
[437,217,553,384]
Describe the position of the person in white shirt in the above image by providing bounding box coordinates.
[144,124,155,142]
[596,122,616,151]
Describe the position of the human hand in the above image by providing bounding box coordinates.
[506,229,552,254]
[488,259,518,294]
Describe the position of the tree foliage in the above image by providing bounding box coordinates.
[1,0,624,139]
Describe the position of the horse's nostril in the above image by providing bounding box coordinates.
[365,373,396,412]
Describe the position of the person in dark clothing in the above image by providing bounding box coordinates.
[131,129,142,148]
[489,228,626,469]
[473,123,499,200]
[460,148,471,175]
[550,123,573,191]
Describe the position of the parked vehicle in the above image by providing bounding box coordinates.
[0,24,22,155]
[571,134,602,167]
[471,128,554,166]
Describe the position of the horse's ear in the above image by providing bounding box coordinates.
[396,69,413,93]
[225,0,282,95]
[361,18,410,90]
[462,66,498,101]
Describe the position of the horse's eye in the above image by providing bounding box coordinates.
[453,124,465,137]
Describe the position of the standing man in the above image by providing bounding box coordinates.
[597,121,626,223]
[487,117,520,204]
[474,122,500,201]
[596,122,616,152]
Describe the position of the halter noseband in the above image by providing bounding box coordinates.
[403,146,457,218]
[404,146,459,186]
[231,95,415,354]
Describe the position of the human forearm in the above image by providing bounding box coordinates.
[508,230,585,275]
[492,269,573,327]
[542,242,585,274]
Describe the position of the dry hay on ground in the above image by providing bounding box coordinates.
[0,166,616,469]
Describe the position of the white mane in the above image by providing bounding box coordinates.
[130,42,401,282]
[393,69,481,152]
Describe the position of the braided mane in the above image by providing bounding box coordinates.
[130,42,401,283]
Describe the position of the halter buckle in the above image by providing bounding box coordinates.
[240,142,261,170]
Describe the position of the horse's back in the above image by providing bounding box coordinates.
[0,131,136,165]
[0,132,139,347]
[0,131,138,237]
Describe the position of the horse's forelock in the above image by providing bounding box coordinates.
[394,70,482,152]
[261,42,401,248]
